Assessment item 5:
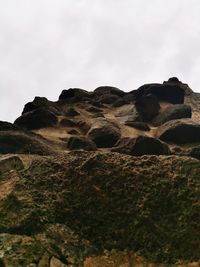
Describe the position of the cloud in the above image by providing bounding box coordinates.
[0,0,200,121]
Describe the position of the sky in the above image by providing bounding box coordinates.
[0,0,200,122]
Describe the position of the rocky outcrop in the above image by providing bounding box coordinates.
[124,121,150,131]
[0,155,24,175]
[112,136,170,156]
[14,108,58,130]
[157,119,200,144]
[153,104,192,126]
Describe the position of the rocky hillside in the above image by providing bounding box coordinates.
[0,77,199,267]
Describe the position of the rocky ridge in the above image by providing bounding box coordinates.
[0,77,199,266]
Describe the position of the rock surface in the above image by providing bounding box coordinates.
[1,77,200,266]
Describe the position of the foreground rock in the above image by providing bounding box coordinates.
[0,152,199,265]
[112,136,170,156]
[157,119,200,144]
[153,104,192,126]
[0,155,24,175]
[0,131,54,155]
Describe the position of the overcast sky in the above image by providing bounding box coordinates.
[1,0,200,122]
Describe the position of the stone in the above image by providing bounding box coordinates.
[125,121,150,131]
[60,118,77,127]
[94,86,125,97]
[0,131,53,155]
[14,108,58,130]
[153,104,192,126]
[123,92,136,102]
[157,119,200,144]
[136,82,185,104]
[61,136,97,151]
[59,88,91,101]
[87,119,121,148]
[99,94,120,104]
[112,136,170,156]
[0,155,24,175]
[135,94,160,121]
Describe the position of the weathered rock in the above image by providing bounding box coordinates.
[65,107,80,117]
[112,98,127,107]
[123,92,136,102]
[86,106,102,113]
[137,82,185,104]
[189,146,200,160]
[88,119,121,148]
[67,129,79,135]
[153,104,192,126]
[14,108,58,130]
[0,121,21,131]
[0,131,53,155]
[60,118,77,127]
[0,155,24,175]
[61,136,97,151]
[99,94,120,104]
[115,105,141,122]
[0,152,199,264]
[125,121,150,131]
[112,136,170,156]
[157,119,200,144]
[59,88,91,101]
[94,86,125,97]
[135,94,160,121]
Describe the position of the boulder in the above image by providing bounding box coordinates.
[112,136,170,156]
[125,121,150,131]
[61,136,97,151]
[87,119,121,148]
[135,94,160,121]
[0,155,24,175]
[0,131,53,155]
[153,104,192,126]
[99,94,120,104]
[14,108,58,130]
[59,88,91,101]
[123,92,136,102]
[94,86,125,97]
[60,118,77,127]
[137,82,185,104]
[157,119,200,144]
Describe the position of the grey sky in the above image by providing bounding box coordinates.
[0,0,200,122]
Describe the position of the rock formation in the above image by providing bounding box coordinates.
[0,77,199,267]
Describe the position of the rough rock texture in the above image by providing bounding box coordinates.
[1,77,200,266]
[0,152,199,266]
